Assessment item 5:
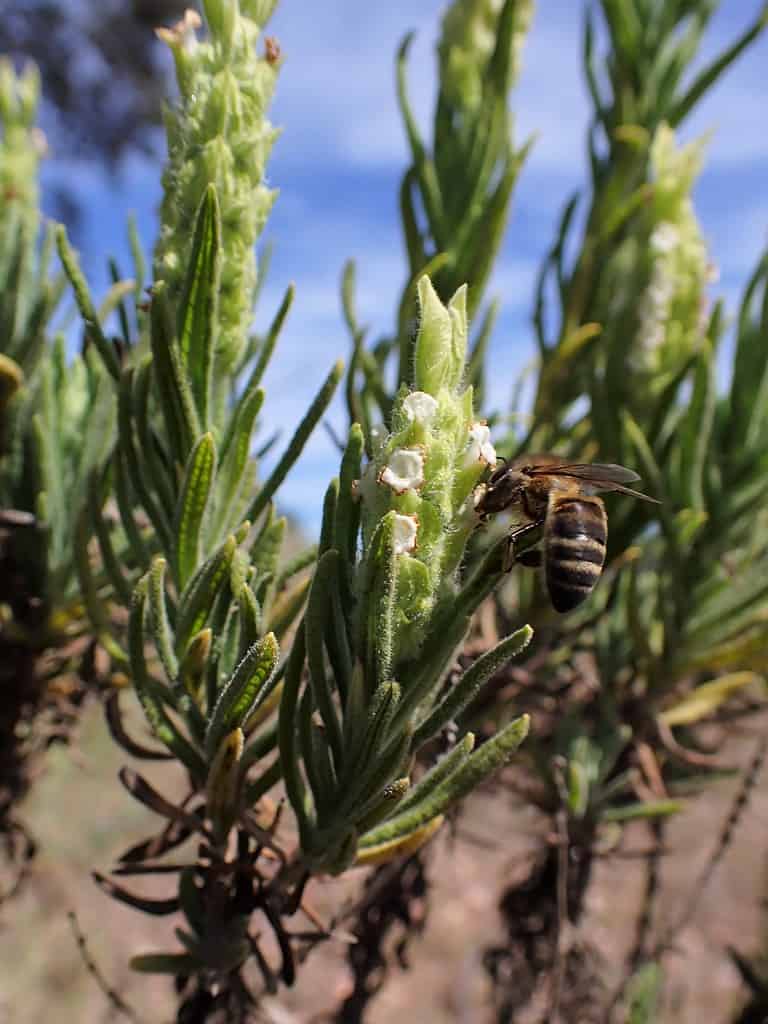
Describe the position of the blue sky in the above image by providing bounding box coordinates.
[40,1,768,530]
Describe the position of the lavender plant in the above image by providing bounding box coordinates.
[48,1,537,1016]
[279,276,531,877]
[4,0,766,1019]
[0,59,117,889]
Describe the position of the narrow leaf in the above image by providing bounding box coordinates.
[129,578,206,782]
[246,359,344,524]
[659,673,762,728]
[277,622,314,845]
[305,550,345,770]
[55,225,120,380]
[177,184,221,425]
[206,633,280,756]
[413,626,533,747]
[176,533,239,657]
[356,814,444,866]
[360,715,529,847]
[147,557,179,684]
[174,432,217,589]
[149,284,200,463]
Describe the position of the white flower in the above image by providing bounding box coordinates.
[379,448,425,494]
[392,514,418,555]
[650,222,679,254]
[465,422,496,467]
[402,391,439,426]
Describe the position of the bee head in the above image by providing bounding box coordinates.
[476,464,527,516]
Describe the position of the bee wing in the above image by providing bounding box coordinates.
[534,462,640,483]
[525,462,660,502]
[594,481,661,502]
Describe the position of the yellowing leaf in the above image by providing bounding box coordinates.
[659,672,763,727]
[355,814,444,867]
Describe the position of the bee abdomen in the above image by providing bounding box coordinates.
[545,498,606,612]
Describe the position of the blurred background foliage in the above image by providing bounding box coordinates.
[0,1,187,167]
[0,0,767,1022]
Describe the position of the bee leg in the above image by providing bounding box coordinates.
[516,549,542,569]
[502,520,544,572]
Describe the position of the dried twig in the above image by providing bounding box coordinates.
[68,910,143,1023]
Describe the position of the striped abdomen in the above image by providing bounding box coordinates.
[544,495,607,612]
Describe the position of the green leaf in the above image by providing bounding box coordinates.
[395,733,475,816]
[670,12,767,127]
[113,445,150,567]
[214,385,264,535]
[602,799,683,823]
[74,504,128,665]
[128,212,146,298]
[147,556,179,685]
[339,705,410,826]
[360,715,529,847]
[325,557,353,707]
[456,145,529,319]
[678,345,715,510]
[355,777,410,834]
[277,622,315,845]
[206,633,279,756]
[413,275,455,395]
[346,680,401,780]
[413,626,533,748]
[305,549,345,770]
[627,963,663,1024]
[246,359,344,525]
[174,432,217,589]
[129,577,206,782]
[87,466,134,607]
[246,282,294,394]
[54,225,120,380]
[236,580,261,658]
[299,686,337,820]
[396,33,445,249]
[266,574,311,641]
[149,284,200,464]
[274,545,318,592]
[176,533,239,650]
[132,358,176,521]
[319,478,339,556]
[176,184,221,426]
[359,512,398,691]
[336,423,364,563]
[250,508,285,576]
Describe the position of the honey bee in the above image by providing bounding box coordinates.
[477,455,659,612]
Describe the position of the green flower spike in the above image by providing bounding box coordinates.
[439,0,534,110]
[359,275,497,661]
[0,59,43,240]
[154,0,281,375]
[633,123,712,383]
